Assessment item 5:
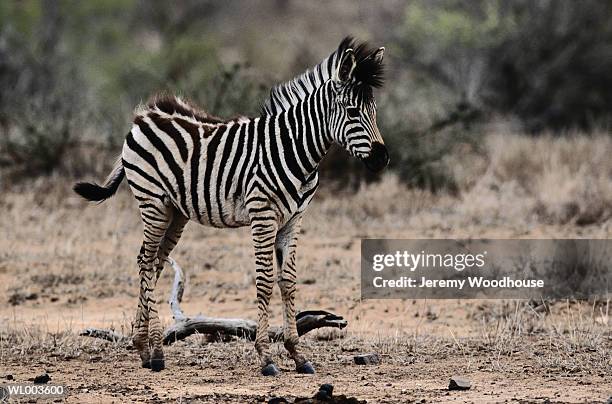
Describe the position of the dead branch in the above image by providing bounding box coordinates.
[81,257,348,345]
[163,309,348,345]
[167,257,186,321]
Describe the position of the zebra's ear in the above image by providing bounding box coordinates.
[335,48,356,83]
[371,47,384,64]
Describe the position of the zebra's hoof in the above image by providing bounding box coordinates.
[296,361,315,374]
[150,358,165,372]
[261,363,280,376]
[141,360,151,369]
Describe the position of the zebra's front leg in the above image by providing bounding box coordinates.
[276,215,314,374]
[251,219,280,376]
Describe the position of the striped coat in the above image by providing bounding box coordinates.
[74,37,388,376]
[124,95,322,229]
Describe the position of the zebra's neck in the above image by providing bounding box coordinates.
[259,81,333,182]
[262,50,339,116]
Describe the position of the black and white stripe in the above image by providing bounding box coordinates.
[74,37,388,376]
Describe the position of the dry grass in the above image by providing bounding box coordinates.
[1,132,611,402]
[455,132,612,227]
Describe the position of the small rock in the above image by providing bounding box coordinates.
[314,383,334,401]
[354,353,380,365]
[449,376,471,391]
[332,394,366,404]
[33,374,50,384]
[318,383,333,396]
[314,390,332,401]
[268,398,289,404]
[6,375,13,380]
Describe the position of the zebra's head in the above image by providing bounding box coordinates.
[329,42,389,172]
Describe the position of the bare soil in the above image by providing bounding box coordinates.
[1,178,610,403]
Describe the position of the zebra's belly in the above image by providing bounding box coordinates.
[191,192,250,228]
[217,196,251,227]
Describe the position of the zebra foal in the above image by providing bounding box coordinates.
[74,37,388,376]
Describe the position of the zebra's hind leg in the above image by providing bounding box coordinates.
[276,215,314,374]
[250,217,280,376]
[133,244,151,368]
[148,209,188,370]
[133,200,174,371]
[154,209,188,281]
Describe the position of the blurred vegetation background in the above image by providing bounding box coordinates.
[2,0,612,193]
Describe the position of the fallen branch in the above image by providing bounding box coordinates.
[168,257,186,321]
[163,309,348,345]
[81,257,348,345]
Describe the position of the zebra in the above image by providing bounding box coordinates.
[73,37,388,376]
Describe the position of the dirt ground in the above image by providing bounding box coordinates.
[1,177,610,403]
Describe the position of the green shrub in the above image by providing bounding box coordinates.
[395,0,612,132]
[0,3,87,177]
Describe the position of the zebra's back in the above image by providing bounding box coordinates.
[122,96,255,228]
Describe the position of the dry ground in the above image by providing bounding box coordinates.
[1,134,611,403]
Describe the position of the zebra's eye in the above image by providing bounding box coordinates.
[346,107,360,119]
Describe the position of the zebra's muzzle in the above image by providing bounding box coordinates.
[362,142,389,172]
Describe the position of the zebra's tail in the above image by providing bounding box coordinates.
[73,158,125,202]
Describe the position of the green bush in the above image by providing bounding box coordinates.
[0,0,268,179]
[0,2,86,177]
[394,0,612,132]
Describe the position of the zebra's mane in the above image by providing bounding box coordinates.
[140,95,229,125]
[262,37,384,116]
[138,94,251,127]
